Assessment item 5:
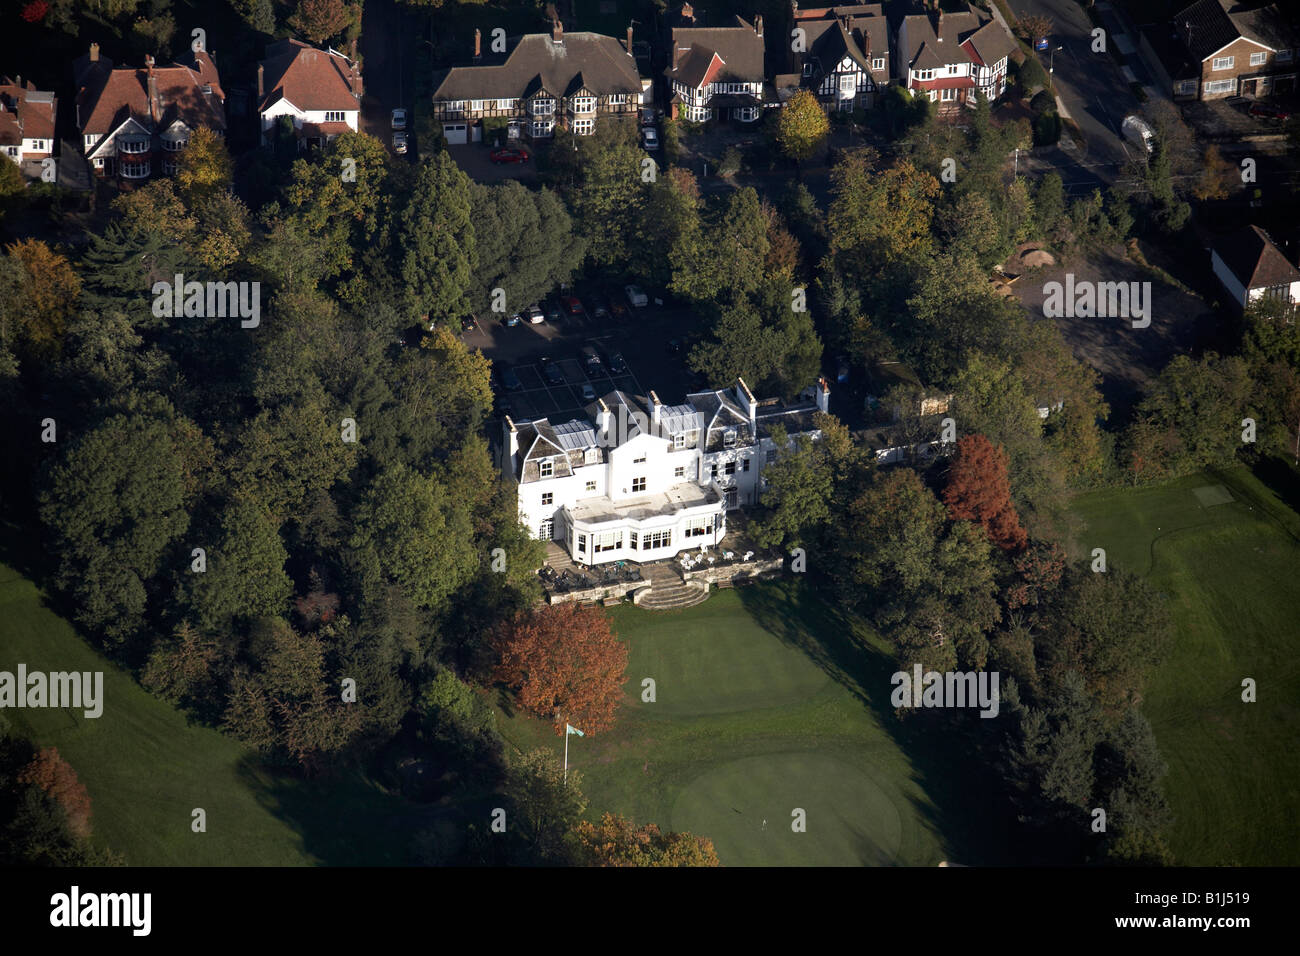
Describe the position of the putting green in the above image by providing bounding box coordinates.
[670,752,904,866]
[623,600,831,717]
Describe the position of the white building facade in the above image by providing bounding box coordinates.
[504,379,830,566]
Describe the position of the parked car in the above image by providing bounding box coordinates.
[501,367,523,391]
[640,107,658,126]
[667,337,682,354]
[641,127,660,151]
[581,382,597,401]
[540,356,565,385]
[460,315,477,332]
[581,345,603,372]
[527,304,544,324]
[392,131,408,155]
[505,312,523,327]
[607,351,627,373]
[545,299,563,323]
[591,297,610,320]
[609,299,629,320]
[624,284,648,307]
[563,296,585,316]
[489,147,530,164]
[391,108,408,130]
[1121,114,1155,154]
[1248,101,1292,121]
[835,356,850,384]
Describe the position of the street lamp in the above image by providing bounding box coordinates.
[1049,44,1064,74]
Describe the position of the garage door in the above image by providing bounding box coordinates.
[443,123,467,145]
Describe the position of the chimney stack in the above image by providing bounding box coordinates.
[649,390,663,429]
[474,27,481,59]
[755,14,764,37]
[257,63,264,99]
[627,24,634,54]
[504,416,520,474]
[596,399,612,441]
[144,54,154,74]
[816,377,830,414]
[90,42,99,63]
[682,3,694,23]
[552,17,563,44]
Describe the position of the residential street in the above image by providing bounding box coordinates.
[1006,0,1142,180]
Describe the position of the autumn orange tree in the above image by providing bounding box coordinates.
[491,603,628,735]
[6,238,81,357]
[942,434,1028,552]
[575,813,721,866]
[18,747,92,839]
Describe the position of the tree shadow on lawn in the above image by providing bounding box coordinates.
[234,754,449,866]
[736,578,1052,865]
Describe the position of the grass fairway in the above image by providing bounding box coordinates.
[496,581,1025,866]
[0,562,415,866]
[1070,466,1300,865]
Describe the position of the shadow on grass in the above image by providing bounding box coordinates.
[736,576,1064,865]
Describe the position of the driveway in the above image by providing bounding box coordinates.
[359,0,419,160]
[445,144,539,183]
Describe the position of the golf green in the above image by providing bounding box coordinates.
[671,752,904,866]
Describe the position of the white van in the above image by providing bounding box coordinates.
[1121,114,1155,154]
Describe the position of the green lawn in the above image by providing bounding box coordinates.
[0,563,417,866]
[1070,466,1300,865]
[495,581,1028,866]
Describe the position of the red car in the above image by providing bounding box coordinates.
[1248,101,1292,121]
[489,147,530,164]
[563,296,585,316]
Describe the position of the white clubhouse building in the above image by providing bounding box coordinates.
[503,378,830,565]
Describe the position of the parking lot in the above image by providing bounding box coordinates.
[462,291,706,426]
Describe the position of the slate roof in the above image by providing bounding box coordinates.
[74,49,225,137]
[791,4,890,77]
[1225,1,1300,52]
[1175,0,1244,58]
[259,39,361,114]
[899,4,1012,72]
[433,31,642,102]
[667,17,766,85]
[0,78,56,145]
[1214,225,1300,290]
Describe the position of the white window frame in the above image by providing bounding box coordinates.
[532,98,555,115]
[541,492,553,506]
[572,118,594,135]
[1204,78,1236,94]
[585,480,597,491]
[1212,55,1234,71]
[1250,51,1268,66]
[673,433,685,450]
[947,64,958,75]
[631,476,646,492]
[539,459,553,477]
[470,99,484,112]
[941,87,956,101]
[571,95,596,113]
[531,120,554,137]
[674,465,685,478]
[1277,49,1293,63]
[324,110,345,122]
[872,57,886,71]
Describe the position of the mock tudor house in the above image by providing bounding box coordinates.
[0,77,56,169]
[1143,0,1298,101]
[258,39,362,147]
[503,378,830,565]
[431,20,648,144]
[1211,225,1300,311]
[787,2,891,112]
[666,5,768,123]
[73,42,225,181]
[896,2,1015,111]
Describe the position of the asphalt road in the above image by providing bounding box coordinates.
[1007,0,1141,177]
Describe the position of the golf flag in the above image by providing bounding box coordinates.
[566,723,585,737]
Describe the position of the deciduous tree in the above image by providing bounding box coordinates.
[943,434,1028,552]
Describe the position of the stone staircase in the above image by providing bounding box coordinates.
[636,580,711,610]
[634,562,711,611]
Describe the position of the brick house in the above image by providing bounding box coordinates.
[786,2,891,112]
[73,42,226,183]
[258,40,362,147]
[431,20,648,144]
[665,5,768,123]
[896,2,1016,111]
[0,76,56,171]
[1147,0,1298,100]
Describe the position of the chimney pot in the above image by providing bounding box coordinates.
[756,14,764,37]
[90,42,99,63]
[474,27,481,59]
[552,18,563,43]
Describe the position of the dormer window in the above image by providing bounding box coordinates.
[802,62,814,77]
[539,459,554,478]
[723,429,737,448]
[673,433,685,450]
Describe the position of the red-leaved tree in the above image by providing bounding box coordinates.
[19,747,92,839]
[942,434,1028,552]
[492,603,628,735]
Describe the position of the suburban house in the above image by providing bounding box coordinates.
[73,42,225,181]
[665,4,768,123]
[431,20,648,144]
[1141,0,1298,101]
[258,39,362,147]
[0,76,56,170]
[503,378,830,565]
[1211,225,1300,311]
[896,2,1015,110]
[787,2,891,111]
